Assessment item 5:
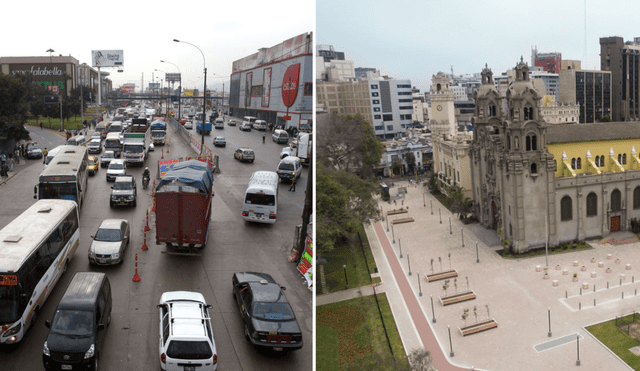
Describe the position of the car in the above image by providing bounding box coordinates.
[26,142,43,159]
[276,156,302,182]
[87,138,102,154]
[280,146,296,159]
[149,142,155,152]
[158,291,218,371]
[253,120,267,131]
[228,119,237,126]
[110,175,137,207]
[91,132,102,142]
[184,122,193,129]
[106,159,126,181]
[87,155,99,175]
[213,136,226,147]
[234,148,255,163]
[239,122,252,131]
[214,120,224,129]
[101,150,116,168]
[88,219,130,265]
[232,272,303,351]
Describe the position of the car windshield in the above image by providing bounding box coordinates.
[244,151,254,156]
[50,310,93,336]
[88,159,96,165]
[89,142,99,147]
[279,164,295,171]
[103,153,114,159]
[113,181,133,190]
[251,302,295,320]
[151,132,164,137]
[166,340,212,360]
[109,163,124,170]
[94,228,122,242]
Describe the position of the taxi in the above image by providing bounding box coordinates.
[87,155,99,175]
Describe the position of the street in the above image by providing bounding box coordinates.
[0,115,312,371]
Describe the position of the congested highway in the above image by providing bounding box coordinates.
[0,104,312,370]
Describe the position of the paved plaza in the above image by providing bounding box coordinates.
[366,180,639,370]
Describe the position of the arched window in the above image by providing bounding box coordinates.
[611,189,622,212]
[577,158,581,169]
[634,186,640,209]
[507,134,511,150]
[526,136,531,151]
[618,154,622,164]
[586,192,598,217]
[532,135,537,150]
[623,153,627,165]
[561,196,573,221]
[531,163,537,174]
[571,158,576,170]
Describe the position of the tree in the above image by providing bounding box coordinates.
[0,72,32,144]
[316,160,380,253]
[449,184,473,219]
[317,112,384,178]
[407,348,433,371]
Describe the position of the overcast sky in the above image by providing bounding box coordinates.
[317,0,640,93]
[1,0,314,93]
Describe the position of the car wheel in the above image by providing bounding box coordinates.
[250,159,254,163]
[132,199,136,207]
[110,202,114,208]
[93,354,99,371]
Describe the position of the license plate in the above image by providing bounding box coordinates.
[184,366,196,371]
[255,213,263,217]
[98,259,106,264]
[273,347,283,351]
[61,365,72,370]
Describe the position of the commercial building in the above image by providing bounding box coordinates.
[531,47,562,73]
[0,56,109,100]
[558,62,611,123]
[229,32,313,130]
[600,36,640,121]
[316,45,354,81]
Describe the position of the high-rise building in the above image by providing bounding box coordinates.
[316,44,354,81]
[532,47,561,73]
[600,36,640,121]
[559,62,611,123]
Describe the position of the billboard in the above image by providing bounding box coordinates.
[232,32,311,73]
[91,50,124,67]
[120,84,135,94]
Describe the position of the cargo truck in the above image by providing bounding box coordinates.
[196,121,212,135]
[150,119,167,145]
[122,119,149,166]
[155,160,215,254]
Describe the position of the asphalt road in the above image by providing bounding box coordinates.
[0,115,312,370]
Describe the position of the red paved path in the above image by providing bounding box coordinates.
[374,221,467,371]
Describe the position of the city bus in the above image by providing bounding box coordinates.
[34,145,89,208]
[242,171,279,224]
[0,199,80,344]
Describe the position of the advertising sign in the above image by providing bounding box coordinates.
[120,84,135,94]
[91,50,124,67]
[262,68,272,107]
[296,235,313,287]
[157,158,181,178]
[282,64,300,107]
[183,89,195,97]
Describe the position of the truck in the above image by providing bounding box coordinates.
[150,119,167,145]
[122,119,149,166]
[155,159,215,254]
[280,133,312,165]
[196,121,212,135]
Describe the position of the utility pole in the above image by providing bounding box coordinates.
[297,158,313,258]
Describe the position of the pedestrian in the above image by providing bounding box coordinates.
[21,144,25,158]
[262,133,265,144]
[289,176,297,192]
[1,163,8,179]
[43,148,48,162]
[15,148,20,165]
[39,122,43,129]
[8,156,13,172]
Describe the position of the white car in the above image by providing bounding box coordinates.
[106,159,126,181]
[158,291,218,371]
[88,219,130,265]
[184,122,193,130]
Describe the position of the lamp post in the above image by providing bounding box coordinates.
[430,295,436,323]
[448,325,454,357]
[548,307,552,337]
[475,240,479,263]
[342,264,349,289]
[576,334,581,365]
[173,39,207,155]
[161,60,182,119]
[417,271,422,297]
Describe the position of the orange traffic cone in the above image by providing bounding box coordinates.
[152,197,156,212]
[141,231,148,250]
[132,253,141,282]
[144,210,150,232]
[161,149,164,159]
[152,180,156,197]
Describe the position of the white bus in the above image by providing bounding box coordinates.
[35,146,89,208]
[243,116,257,126]
[242,171,279,224]
[0,199,80,344]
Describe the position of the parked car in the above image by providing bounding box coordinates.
[158,291,218,371]
[184,122,193,130]
[253,120,267,131]
[232,272,303,351]
[110,175,137,207]
[101,150,116,168]
[87,139,102,154]
[26,142,43,159]
[228,119,237,126]
[234,147,255,163]
[213,136,226,147]
[239,122,252,132]
[88,155,99,175]
[88,219,130,265]
[106,159,126,181]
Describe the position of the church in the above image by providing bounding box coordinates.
[470,59,640,253]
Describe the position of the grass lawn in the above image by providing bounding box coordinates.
[317,293,410,371]
[586,314,640,370]
[25,116,91,131]
[318,225,380,295]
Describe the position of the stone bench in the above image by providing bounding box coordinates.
[459,319,498,336]
[439,291,476,306]
[426,270,458,282]
[392,217,415,224]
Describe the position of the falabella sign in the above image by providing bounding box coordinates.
[281,63,300,107]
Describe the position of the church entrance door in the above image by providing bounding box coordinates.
[611,216,621,232]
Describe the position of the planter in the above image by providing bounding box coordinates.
[426,270,458,282]
[439,290,476,306]
[573,277,579,282]
[392,217,415,224]
[458,318,498,336]
[387,209,409,216]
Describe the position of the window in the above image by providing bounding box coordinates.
[586,192,598,216]
[398,92,412,95]
[304,82,312,96]
[488,105,496,116]
[611,189,622,212]
[561,196,572,221]
[371,84,378,89]
[373,107,381,112]
[618,154,622,164]
[571,158,576,170]
[398,99,412,103]
[372,100,380,104]
[372,92,379,97]
[387,125,393,131]
[531,163,537,174]
[623,153,627,165]
[399,106,413,110]
[576,158,581,169]
[397,84,411,88]
[374,115,381,120]
[634,187,640,209]
[524,107,533,120]
[383,114,393,121]
[507,134,511,150]
[374,125,383,130]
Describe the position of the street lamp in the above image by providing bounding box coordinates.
[342,265,349,289]
[46,48,55,64]
[161,60,182,119]
[173,39,207,155]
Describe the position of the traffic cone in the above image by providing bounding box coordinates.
[141,231,148,250]
[152,197,156,212]
[166,144,169,153]
[144,210,150,232]
[152,180,156,197]
[132,254,141,282]
[161,149,164,159]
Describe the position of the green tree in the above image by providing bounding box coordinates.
[0,72,32,143]
[448,184,473,219]
[316,160,379,253]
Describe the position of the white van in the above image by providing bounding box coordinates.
[272,129,289,144]
[43,145,64,168]
[242,171,279,224]
[253,120,267,131]
[276,156,302,183]
[67,135,87,146]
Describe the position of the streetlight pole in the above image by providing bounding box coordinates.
[448,325,454,357]
[342,265,349,289]
[548,307,552,337]
[173,39,206,155]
